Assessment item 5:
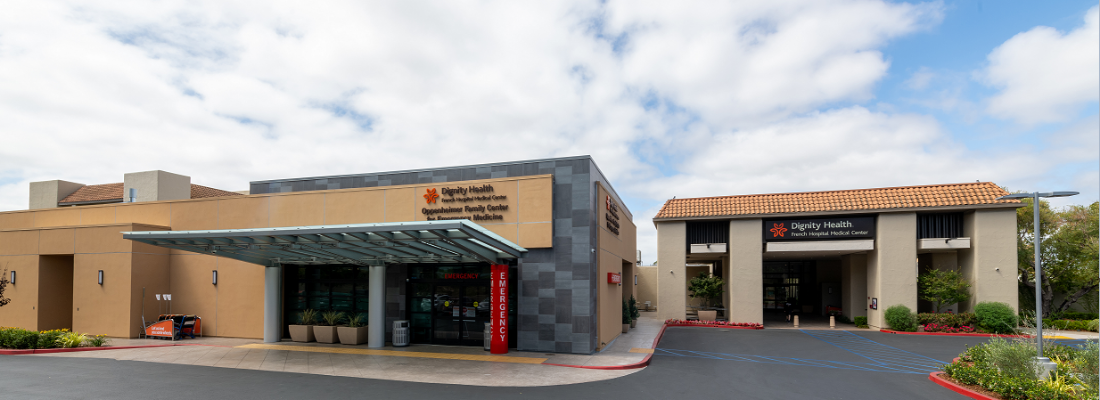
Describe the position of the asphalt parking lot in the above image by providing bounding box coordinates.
[0,327,990,399]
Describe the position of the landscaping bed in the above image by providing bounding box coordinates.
[0,327,110,351]
[939,337,1099,399]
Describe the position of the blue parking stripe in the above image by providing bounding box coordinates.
[800,330,947,368]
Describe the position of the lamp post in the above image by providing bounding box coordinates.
[997,191,1077,359]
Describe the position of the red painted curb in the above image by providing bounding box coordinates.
[0,343,226,355]
[928,371,998,400]
[880,329,1017,338]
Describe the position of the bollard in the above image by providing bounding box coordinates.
[793,315,799,328]
[830,315,835,329]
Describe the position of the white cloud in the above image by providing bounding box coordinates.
[983,6,1100,124]
[905,67,935,90]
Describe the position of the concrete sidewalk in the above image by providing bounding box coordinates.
[26,314,665,387]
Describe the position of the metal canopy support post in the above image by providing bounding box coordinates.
[368,265,386,348]
[264,265,282,343]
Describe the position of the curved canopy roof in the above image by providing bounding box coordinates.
[123,220,526,267]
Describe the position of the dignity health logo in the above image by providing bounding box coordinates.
[770,223,787,238]
[424,188,440,204]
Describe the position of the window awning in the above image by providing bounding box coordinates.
[123,220,527,267]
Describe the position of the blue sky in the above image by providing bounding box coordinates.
[0,1,1096,261]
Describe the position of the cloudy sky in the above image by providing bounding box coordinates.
[1,0,1096,262]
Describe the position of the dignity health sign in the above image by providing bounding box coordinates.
[764,217,874,241]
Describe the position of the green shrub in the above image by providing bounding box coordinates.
[36,329,67,349]
[884,305,918,332]
[622,299,631,324]
[629,295,640,320]
[1049,311,1099,321]
[0,328,40,349]
[57,332,85,348]
[85,334,110,347]
[297,309,318,325]
[1043,319,1100,332]
[975,302,1018,334]
[346,313,366,328]
[319,310,345,326]
[917,312,977,328]
[835,315,852,324]
[854,316,868,328]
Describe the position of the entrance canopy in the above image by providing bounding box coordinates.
[123,220,526,267]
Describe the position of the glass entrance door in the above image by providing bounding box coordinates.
[431,284,490,346]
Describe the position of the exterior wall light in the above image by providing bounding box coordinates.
[98,270,104,285]
[9,270,14,285]
[213,270,218,285]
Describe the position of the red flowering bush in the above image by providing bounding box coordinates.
[664,319,763,328]
[922,323,976,333]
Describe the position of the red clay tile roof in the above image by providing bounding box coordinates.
[190,184,243,199]
[654,182,1019,220]
[58,183,124,204]
[58,183,241,205]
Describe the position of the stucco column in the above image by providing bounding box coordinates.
[368,265,386,348]
[867,213,917,329]
[263,265,282,343]
[728,219,763,325]
[958,209,1018,312]
[656,221,686,320]
[841,254,868,320]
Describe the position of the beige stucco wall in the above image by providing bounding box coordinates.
[28,180,84,209]
[841,253,868,320]
[595,182,636,350]
[959,209,1018,312]
[866,213,917,328]
[636,265,658,311]
[0,174,556,338]
[728,219,763,324]
[655,221,686,320]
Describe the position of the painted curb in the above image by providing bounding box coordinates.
[666,324,764,330]
[928,371,998,400]
[880,329,1017,338]
[543,322,763,370]
[0,343,224,355]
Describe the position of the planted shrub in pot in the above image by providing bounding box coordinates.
[622,300,631,333]
[689,272,724,321]
[290,309,318,342]
[338,313,368,345]
[629,295,640,328]
[314,310,345,344]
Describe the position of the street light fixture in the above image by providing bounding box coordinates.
[996,191,1078,366]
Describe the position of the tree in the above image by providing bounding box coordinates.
[0,269,10,307]
[1017,198,1099,317]
[688,272,724,308]
[918,269,971,313]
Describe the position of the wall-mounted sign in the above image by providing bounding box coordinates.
[607,272,622,284]
[605,195,621,235]
[763,217,874,241]
[443,273,480,280]
[490,264,509,354]
[421,184,510,221]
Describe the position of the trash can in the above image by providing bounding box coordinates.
[393,320,410,347]
[483,323,491,351]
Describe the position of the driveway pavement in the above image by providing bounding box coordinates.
[1,326,998,399]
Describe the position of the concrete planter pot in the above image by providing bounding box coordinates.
[289,325,315,342]
[622,323,630,333]
[314,326,339,343]
[337,326,368,345]
[698,310,718,321]
[630,319,637,328]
